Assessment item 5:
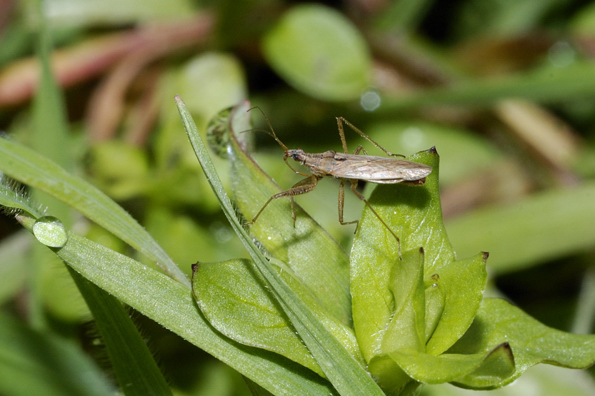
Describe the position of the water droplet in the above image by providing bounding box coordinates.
[32,216,68,248]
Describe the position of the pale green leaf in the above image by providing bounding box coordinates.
[448,298,595,388]
[389,344,514,385]
[262,4,371,101]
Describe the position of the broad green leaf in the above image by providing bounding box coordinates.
[424,280,445,341]
[177,97,384,395]
[175,52,247,122]
[0,311,113,396]
[367,355,416,395]
[222,103,352,327]
[192,258,363,377]
[351,148,488,363]
[262,4,371,101]
[448,298,595,388]
[389,343,514,385]
[446,182,595,274]
[350,148,451,362]
[425,252,487,355]
[0,137,188,286]
[453,344,516,389]
[192,259,322,376]
[381,248,426,354]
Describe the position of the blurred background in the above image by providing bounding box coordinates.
[1,0,595,394]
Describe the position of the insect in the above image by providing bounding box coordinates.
[244,109,432,256]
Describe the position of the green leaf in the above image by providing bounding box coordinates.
[351,148,488,364]
[45,0,196,28]
[367,355,416,395]
[0,137,188,286]
[424,252,487,355]
[389,343,514,385]
[448,298,595,388]
[262,4,371,101]
[350,149,446,362]
[192,258,322,375]
[0,178,42,218]
[222,103,352,328]
[446,182,595,274]
[68,268,172,396]
[51,230,334,395]
[192,258,363,376]
[177,97,384,395]
[381,248,426,354]
[380,61,595,109]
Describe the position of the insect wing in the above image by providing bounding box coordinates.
[330,154,432,183]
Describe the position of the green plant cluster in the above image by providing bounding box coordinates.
[2,1,595,395]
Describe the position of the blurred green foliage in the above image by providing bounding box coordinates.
[1,0,595,395]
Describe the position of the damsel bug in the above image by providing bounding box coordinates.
[245,109,432,255]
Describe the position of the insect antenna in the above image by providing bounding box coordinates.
[247,106,289,152]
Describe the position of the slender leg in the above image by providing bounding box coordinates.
[336,117,350,154]
[338,180,358,227]
[283,157,310,177]
[245,175,320,226]
[336,117,405,158]
[348,180,402,258]
[353,146,367,155]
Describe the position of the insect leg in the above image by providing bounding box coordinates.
[336,117,405,158]
[283,156,310,177]
[245,175,320,226]
[348,180,402,258]
[353,146,367,155]
[338,179,358,227]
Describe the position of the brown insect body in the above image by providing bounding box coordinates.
[288,149,432,183]
[246,111,432,257]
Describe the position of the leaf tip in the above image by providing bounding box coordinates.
[191,262,200,275]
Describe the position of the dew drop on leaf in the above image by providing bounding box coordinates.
[32,216,68,248]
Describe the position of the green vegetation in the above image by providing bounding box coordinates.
[1,1,595,395]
